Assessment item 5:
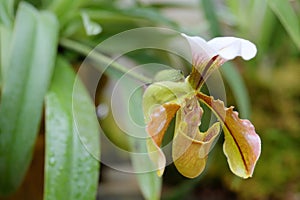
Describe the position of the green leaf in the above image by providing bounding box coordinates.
[221,63,251,118]
[44,57,100,200]
[0,2,58,195]
[130,136,162,200]
[112,75,162,200]
[197,92,261,178]
[136,172,161,200]
[120,7,178,28]
[46,0,85,25]
[0,0,14,26]
[123,77,162,200]
[267,0,300,49]
[0,25,12,90]
[200,0,221,37]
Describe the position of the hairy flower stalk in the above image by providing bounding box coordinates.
[143,33,261,179]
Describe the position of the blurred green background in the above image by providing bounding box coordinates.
[1,0,300,200]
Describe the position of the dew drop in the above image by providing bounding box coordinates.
[49,157,56,166]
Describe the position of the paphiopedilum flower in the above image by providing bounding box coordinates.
[143,34,261,179]
[183,33,257,90]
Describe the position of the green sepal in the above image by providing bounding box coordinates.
[143,80,193,123]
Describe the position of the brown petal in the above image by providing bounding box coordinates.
[146,103,180,147]
[146,103,180,176]
[196,92,261,178]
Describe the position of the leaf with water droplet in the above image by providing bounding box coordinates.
[0,3,59,194]
[45,57,100,200]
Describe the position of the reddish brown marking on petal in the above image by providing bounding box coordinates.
[188,55,222,90]
[146,103,180,147]
[196,92,261,178]
[223,108,261,177]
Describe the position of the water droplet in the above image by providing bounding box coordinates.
[49,157,56,166]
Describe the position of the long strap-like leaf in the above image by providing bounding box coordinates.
[267,0,300,49]
[0,0,14,26]
[0,2,58,195]
[44,57,100,200]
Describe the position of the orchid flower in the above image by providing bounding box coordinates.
[142,34,261,179]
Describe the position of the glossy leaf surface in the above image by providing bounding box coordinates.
[0,3,58,194]
[45,58,100,200]
[0,0,14,26]
[0,25,12,88]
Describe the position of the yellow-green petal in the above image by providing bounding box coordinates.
[196,92,261,178]
[173,122,220,178]
[146,103,180,176]
[143,80,193,123]
[172,97,220,178]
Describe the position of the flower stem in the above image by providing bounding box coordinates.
[59,38,152,83]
